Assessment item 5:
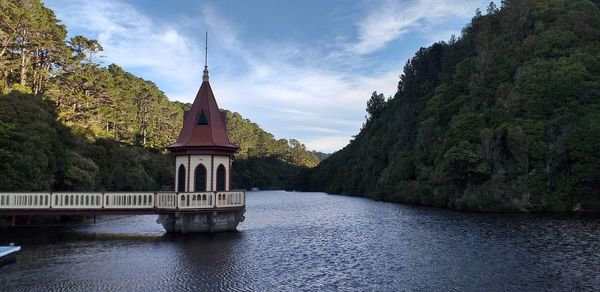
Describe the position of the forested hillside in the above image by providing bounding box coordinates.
[305,0,600,212]
[0,0,319,191]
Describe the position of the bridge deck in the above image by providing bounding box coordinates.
[0,191,245,216]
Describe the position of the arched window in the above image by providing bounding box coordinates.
[177,164,186,192]
[194,164,207,192]
[216,164,226,191]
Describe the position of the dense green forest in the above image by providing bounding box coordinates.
[0,0,320,191]
[304,0,600,212]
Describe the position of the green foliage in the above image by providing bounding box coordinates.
[225,111,320,168]
[0,91,66,191]
[305,0,600,212]
[232,157,307,190]
[46,62,186,149]
[62,150,98,191]
[366,91,386,120]
[565,106,600,198]
[442,142,490,189]
[0,91,174,191]
[0,0,67,94]
[0,0,321,192]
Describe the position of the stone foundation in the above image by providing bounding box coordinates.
[157,210,245,233]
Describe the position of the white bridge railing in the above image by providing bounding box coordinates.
[0,191,245,211]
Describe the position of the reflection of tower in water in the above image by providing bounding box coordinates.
[164,231,250,290]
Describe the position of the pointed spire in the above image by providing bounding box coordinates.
[167,70,238,153]
[203,31,209,82]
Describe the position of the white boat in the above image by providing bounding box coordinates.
[0,244,21,259]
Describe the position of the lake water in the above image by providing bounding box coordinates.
[1,190,599,291]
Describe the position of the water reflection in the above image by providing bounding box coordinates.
[1,191,599,291]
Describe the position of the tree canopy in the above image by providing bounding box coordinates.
[304,0,600,212]
[0,0,322,192]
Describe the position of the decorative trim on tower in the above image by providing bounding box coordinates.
[203,66,209,82]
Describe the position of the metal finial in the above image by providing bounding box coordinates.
[203,31,209,81]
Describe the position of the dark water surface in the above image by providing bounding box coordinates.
[1,191,599,291]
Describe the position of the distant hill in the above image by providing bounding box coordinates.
[310,151,331,162]
[304,0,600,212]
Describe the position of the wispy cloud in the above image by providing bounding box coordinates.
[214,62,399,152]
[47,0,203,101]
[47,0,401,152]
[46,0,486,153]
[184,4,401,152]
[303,135,356,153]
[350,0,482,54]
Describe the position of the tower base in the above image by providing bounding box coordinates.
[157,210,245,233]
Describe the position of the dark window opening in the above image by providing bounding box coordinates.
[216,164,226,191]
[177,164,186,192]
[194,164,207,192]
[197,110,208,125]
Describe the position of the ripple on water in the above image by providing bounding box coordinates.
[1,191,600,291]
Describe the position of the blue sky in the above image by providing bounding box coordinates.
[44,0,494,153]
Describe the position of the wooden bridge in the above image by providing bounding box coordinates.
[0,191,245,220]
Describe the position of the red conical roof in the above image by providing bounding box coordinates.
[167,80,238,154]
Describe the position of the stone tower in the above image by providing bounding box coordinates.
[166,65,238,193]
[157,61,245,233]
